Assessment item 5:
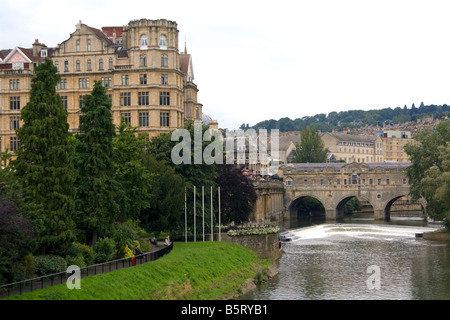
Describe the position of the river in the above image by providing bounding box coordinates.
[239,212,450,300]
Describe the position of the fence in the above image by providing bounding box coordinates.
[0,242,174,299]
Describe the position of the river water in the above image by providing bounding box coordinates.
[240,212,450,300]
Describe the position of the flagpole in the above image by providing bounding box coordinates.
[218,186,221,241]
[202,186,205,242]
[193,186,196,242]
[185,186,187,243]
[210,186,213,242]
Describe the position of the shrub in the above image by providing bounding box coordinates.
[93,238,116,263]
[33,255,67,276]
[66,242,94,266]
[66,255,86,268]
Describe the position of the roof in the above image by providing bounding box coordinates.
[325,132,379,143]
[283,162,411,170]
[86,25,113,45]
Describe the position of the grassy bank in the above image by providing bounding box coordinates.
[6,242,271,300]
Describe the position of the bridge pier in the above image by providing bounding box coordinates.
[374,209,389,221]
[325,208,344,221]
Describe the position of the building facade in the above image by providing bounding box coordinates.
[380,130,418,162]
[0,19,203,153]
[322,132,384,163]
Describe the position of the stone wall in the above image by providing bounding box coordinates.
[220,232,282,260]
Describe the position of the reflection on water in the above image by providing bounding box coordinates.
[240,212,450,300]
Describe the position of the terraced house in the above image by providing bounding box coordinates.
[0,18,203,153]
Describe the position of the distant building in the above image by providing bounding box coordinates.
[379,130,418,162]
[0,19,205,153]
[322,132,384,163]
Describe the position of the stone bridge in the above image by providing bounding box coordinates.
[281,162,421,221]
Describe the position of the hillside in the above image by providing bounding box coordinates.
[242,103,449,133]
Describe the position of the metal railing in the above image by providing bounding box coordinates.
[0,242,173,299]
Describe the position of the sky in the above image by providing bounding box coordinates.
[1,0,450,130]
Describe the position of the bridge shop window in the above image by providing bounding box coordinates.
[351,172,358,185]
[304,179,308,186]
[285,178,293,186]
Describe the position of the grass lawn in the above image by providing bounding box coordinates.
[6,241,270,300]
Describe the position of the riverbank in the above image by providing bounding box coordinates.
[5,242,274,300]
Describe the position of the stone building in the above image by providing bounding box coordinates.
[379,130,419,162]
[0,18,203,153]
[321,132,384,163]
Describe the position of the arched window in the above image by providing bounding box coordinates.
[140,35,148,49]
[351,171,358,185]
[159,34,167,49]
[161,54,168,67]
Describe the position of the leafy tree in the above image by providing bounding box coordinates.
[74,81,120,244]
[112,122,152,221]
[291,126,328,163]
[404,120,450,227]
[215,164,257,224]
[13,58,76,253]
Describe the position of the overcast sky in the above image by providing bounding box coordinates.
[1,0,450,130]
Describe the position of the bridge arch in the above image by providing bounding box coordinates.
[288,194,327,219]
[335,195,374,219]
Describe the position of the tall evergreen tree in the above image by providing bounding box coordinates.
[14,58,76,253]
[291,126,328,163]
[74,81,120,244]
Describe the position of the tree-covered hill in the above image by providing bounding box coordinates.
[242,103,450,132]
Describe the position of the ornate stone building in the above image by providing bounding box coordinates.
[322,132,384,163]
[0,19,203,153]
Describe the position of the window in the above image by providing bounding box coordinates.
[140,74,147,85]
[139,112,149,127]
[159,35,167,49]
[161,54,168,67]
[138,92,149,105]
[64,61,69,72]
[161,74,168,85]
[386,179,390,185]
[10,116,20,130]
[10,137,20,152]
[76,40,80,52]
[109,58,113,70]
[121,75,129,85]
[121,112,131,125]
[140,54,147,67]
[57,79,67,89]
[99,59,103,70]
[120,92,131,106]
[76,60,80,71]
[61,96,68,110]
[87,39,91,51]
[403,178,407,185]
[159,92,170,105]
[41,49,47,57]
[377,179,381,185]
[140,35,148,49]
[79,95,85,108]
[285,179,293,186]
[304,179,308,186]
[101,77,111,88]
[9,79,20,90]
[79,78,89,89]
[196,107,199,119]
[87,59,91,71]
[10,97,20,110]
[160,111,170,127]
[351,172,358,185]
[369,179,373,185]
[55,61,59,72]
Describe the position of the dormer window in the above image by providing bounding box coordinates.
[159,35,167,49]
[140,35,148,49]
[41,49,47,57]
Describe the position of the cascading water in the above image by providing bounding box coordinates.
[240,214,450,300]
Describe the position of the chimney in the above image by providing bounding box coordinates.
[32,39,44,56]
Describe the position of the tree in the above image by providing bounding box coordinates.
[215,164,257,224]
[112,122,152,221]
[404,120,450,227]
[13,58,76,253]
[74,81,120,244]
[291,126,328,163]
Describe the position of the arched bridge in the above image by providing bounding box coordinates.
[281,162,421,221]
